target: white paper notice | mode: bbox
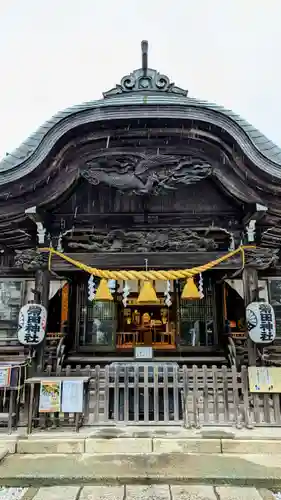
[61,380,84,413]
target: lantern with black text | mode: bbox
[18,303,47,346]
[246,302,276,344]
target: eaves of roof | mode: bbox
[0,93,280,185]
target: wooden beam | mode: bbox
[34,269,50,371]
[49,251,244,271]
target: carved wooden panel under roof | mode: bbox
[52,176,243,253]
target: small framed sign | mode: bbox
[39,381,61,413]
[248,366,281,393]
[61,380,84,413]
[134,346,153,360]
[0,367,11,388]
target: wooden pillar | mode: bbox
[174,280,181,347]
[60,283,69,334]
[35,269,50,371]
[243,266,259,366]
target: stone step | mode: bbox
[0,452,281,489]
[13,436,281,455]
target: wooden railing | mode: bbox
[94,363,182,424]
[14,363,281,430]
[45,332,66,371]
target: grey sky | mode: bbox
[0,0,280,160]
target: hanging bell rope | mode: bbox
[41,245,254,281]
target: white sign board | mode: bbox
[61,380,84,413]
[248,366,281,393]
[246,301,276,344]
[18,303,47,346]
[0,367,11,388]
[134,346,153,360]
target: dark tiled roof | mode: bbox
[0,92,281,185]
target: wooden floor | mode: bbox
[117,343,177,350]
[66,354,227,364]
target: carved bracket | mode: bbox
[230,247,279,270]
[14,248,48,270]
[25,206,48,245]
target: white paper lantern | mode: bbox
[246,301,276,344]
[18,303,47,346]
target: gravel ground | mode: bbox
[0,485,274,500]
[0,489,26,500]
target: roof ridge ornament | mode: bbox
[103,40,188,98]
[141,40,148,74]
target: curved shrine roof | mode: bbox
[1,42,280,185]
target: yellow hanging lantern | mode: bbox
[137,280,160,304]
[181,278,201,300]
[94,279,113,301]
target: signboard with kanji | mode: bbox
[134,346,153,359]
[17,303,47,346]
[246,301,276,344]
[248,367,281,393]
[0,367,11,388]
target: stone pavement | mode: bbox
[2,452,281,488]
[0,484,276,499]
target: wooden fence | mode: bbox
[24,363,281,430]
[92,363,183,425]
